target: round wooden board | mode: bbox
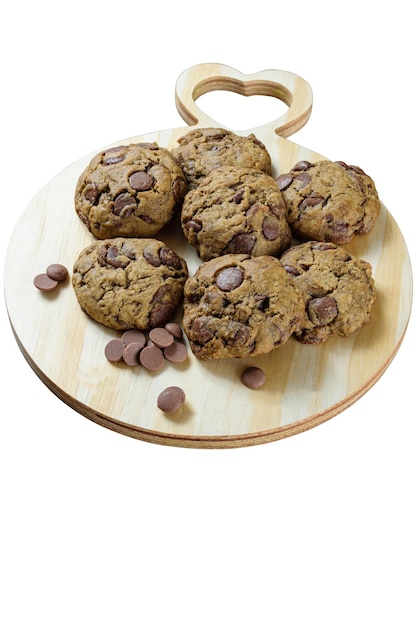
[4,64,413,448]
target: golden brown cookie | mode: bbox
[280,241,376,344]
[182,254,305,360]
[172,127,272,189]
[181,166,292,261]
[276,160,380,244]
[74,143,188,239]
[72,238,188,330]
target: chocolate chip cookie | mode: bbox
[172,127,272,189]
[75,143,188,239]
[182,254,305,360]
[280,241,376,344]
[181,166,292,261]
[276,160,380,244]
[72,238,188,330]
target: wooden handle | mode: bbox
[175,63,313,137]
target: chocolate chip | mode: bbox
[173,178,188,204]
[143,248,161,267]
[232,190,244,204]
[229,233,256,254]
[139,345,164,371]
[129,171,153,191]
[106,245,129,268]
[165,322,183,339]
[299,193,324,209]
[227,324,251,347]
[122,342,143,366]
[311,242,335,251]
[292,160,312,171]
[138,214,154,224]
[121,329,146,347]
[283,265,301,276]
[84,184,99,204]
[241,366,266,389]
[33,273,58,291]
[184,219,202,232]
[295,172,311,188]
[216,267,244,291]
[150,302,176,328]
[46,263,68,281]
[149,327,174,348]
[307,296,338,326]
[136,142,158,150]
[262,215,280,241]
[164,341,188,363]
[157,386,186,412]
[276,173,293,191]
[255,294,270,310]
[104,338,125,362]
[191,317,215,343]
[102,147,125,165]
[113,192,137,216]
[159,246,181,269]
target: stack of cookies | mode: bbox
[72,127,380,361]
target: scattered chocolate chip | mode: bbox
[121,329,146,347]
[164,341,188,363]
[241,366,266,389]
[165,322,183,339]
[104,338,125,362]
[46,263,68,282]
[139,345,165,371]
[216,267,244,291]
[33,273,58,291]
[122,342,143,366]
[157,386,186,413]
[129,171,153,191]
[149,327,174,348]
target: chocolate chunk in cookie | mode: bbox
[280,241,376,344]
[172,127,272,189]
[276,160,380,245]
[181,166,292,261]
[72,238,188,331]
[182,254,305,360]
[75,143,188,239]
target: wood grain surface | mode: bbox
[4,63,413,448]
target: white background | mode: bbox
[1,2,416,624]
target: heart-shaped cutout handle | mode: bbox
[175,63,313,138]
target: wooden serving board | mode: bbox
[4,63,413,448]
